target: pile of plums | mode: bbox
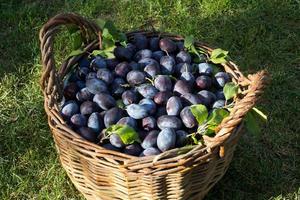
[61,34,231,157]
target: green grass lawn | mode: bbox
[0,0,299,199]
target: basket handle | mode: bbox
[39,13,100,96]
[203,70,268,151]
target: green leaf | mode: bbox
[252,107,267,122]
[207,108,229,126]
[184,35,194,49]
[223,82,239,100]
[191,134,199,145]
[68,49,84,58]
[106,124,141,144]
[190,104,208,125]
[102,28,114,40]
[245,110,262,136]
[210,48,229,64]
[67,24,80,34]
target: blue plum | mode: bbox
[198,90,216,107]
[117,117,137,129]
[104,107,124,128]
[141,147,161,156]
[149,37,159,51]
[166,96,183,116]
[176,51,192,63]
[80,101,100,115]
[114,46,133,61]
[78,127,98,143]
[115,62,131,78]
[196,75,212,90]
[110,78,126,96]
[102,143,120,151]
[123,143,143,156]
[126,70,145,85]
[63,82,79,100]
[61,101,79,119]
[122,90,138,105]
[126,104,149,119]
[109,133,125,148]
[157,115,182,130]
[96,68,114,85]
[91,56,107,70]
[180,106,197,128]
[157,128,176,152]
[93,93,116,110]
[70,114,87,128]
[141,130,159,149]
[88,112,104,133]
[142,116,157,131]
[152,50,165,62]
[144,63,160,78]
[154,91,172,105]
[86,78,107,94]
[138,58,159,68]
[139,98,157,115]
[86,72,97,80]
[76,87,93,102]
[132,33,148,50]
[181,93,202,106]
[159,38,177,53]
[77,67,89,80]
[154,75,172,92]
[134,49,152,61]
[215,90,225,100]
[198,63,213,75]
[215,72,230,88]
[180,72,195,87]
[137,84,158,99]
[173,80,191,95]
[160,56,175,74]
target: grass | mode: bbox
[0,0,299,199]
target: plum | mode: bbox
[157,115,182,130]
[111,78,126,96]
[215,90,225,100]
[114,46,133,61]
[215,72,230,88]
[157,128,176,152]
[139,98,156,115]
[176,51,192,63]
[122,90,138,105]
[86,72,97,80]
[126,104,149,119]
[141,130,159,149]
[77,67,89,80]
[123,143,143,156]
[104,107,124,128]
[176,41,184,51]
[91,56,107,70]
[126,70,145,85]
[175,63,193,75]
[181,93,202,106]
[154,75,172,92]
[152,50,165,62]
[117,117,137,129]
[141,147,161,156]
[78,57,90,68]
[110,133,125,148]
[134,49,152,61]
[198,63,213,75]
[70,114,87,128]
[159,38,177,53]
[149,37,159,51]
[96,68,114,85]
[137,84,158,99]
[102,143,120,151]
[154,91,172,105]
[88,112,104,133]
[142,117,157,131]
[78,127,98,143]
[93,93,116,110]
[76,87,93,102]
[86,78,107,94]
[144,63,160,78]
[138,58,159,68]
[173,80,191,95]
[180,106,197,128]
[176,130,188,147]
[198,90,216,107]
[160,56,175,74]
[196,75,212,90]
[155,107,167,118]
[166,96,183,116]
[80,101,99,115]
[115,62,131,78]
[61,101,79,119]
[106,58,119,70]
[180,72,195,87]
[212,99,225,108]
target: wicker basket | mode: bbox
[39,13,267,200]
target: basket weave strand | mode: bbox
[39,13,267,200]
